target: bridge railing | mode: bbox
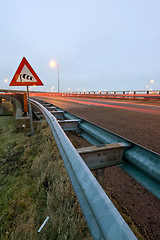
[1,89,160,100]
[29,90,160,99]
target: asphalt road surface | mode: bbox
[35,96,160,154]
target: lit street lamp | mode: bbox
[146,79,154,90]
[49,60,60,93]
[4,78,8,83]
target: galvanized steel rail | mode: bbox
[31,98,160,200]
[63,110,160,200]
[31,98,137,240]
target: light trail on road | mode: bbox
[34,96,160,154]
[55,97,160,115]
[35,96,160,115]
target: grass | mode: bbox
[0,116,91,240]
[1,102,13,116]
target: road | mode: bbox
[35,96,160,154]
[47,97,160,114]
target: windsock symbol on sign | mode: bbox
[20,74,34,82]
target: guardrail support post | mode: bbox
[51,111,64,119]
[95,168,105,187]
[77,143,126,170]
[133,91,136,99]
[58,119,80,131]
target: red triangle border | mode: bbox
[10,57,44,86]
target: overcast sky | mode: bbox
[0,0,160,92]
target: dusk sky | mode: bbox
[1,0,160,92]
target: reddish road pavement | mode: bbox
[34,96,160,154]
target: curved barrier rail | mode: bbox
[58,109,160,200]
[31,98,160,200]
[0,93,23,118]
[31,99,137,240]
[78,120,160,199]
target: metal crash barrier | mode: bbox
[31,99,137,240]
[0,94,24,118]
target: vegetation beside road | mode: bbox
[0,116,90,239]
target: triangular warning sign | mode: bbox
[10,57,43,86]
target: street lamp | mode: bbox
[49,60,60,93]
[4,78,8,83]
[146,79,154,90]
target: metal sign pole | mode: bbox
[58,64,59,93]
[26,86,34,135]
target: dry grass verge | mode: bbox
[0,116,91,240]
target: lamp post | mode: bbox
[146,79,154,91]
[57,63,59,93]
[49,60,60,93]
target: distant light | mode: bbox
[150,79,154,83]
[150,88,153,91]
[4,78,8,83]
[83,89,85,92]
[68,88,70,91]
[49,60,57,68]
[146,85,149,89]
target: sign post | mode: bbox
[10,57,44,135]
[26,85,34,135]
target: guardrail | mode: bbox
[1,89,160,100]
[78,119,160,200]
[36,100,159,200]
[31,98,137,240]
[30,90,160,100]
[0,93,33,131]
[0,93,23,118]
